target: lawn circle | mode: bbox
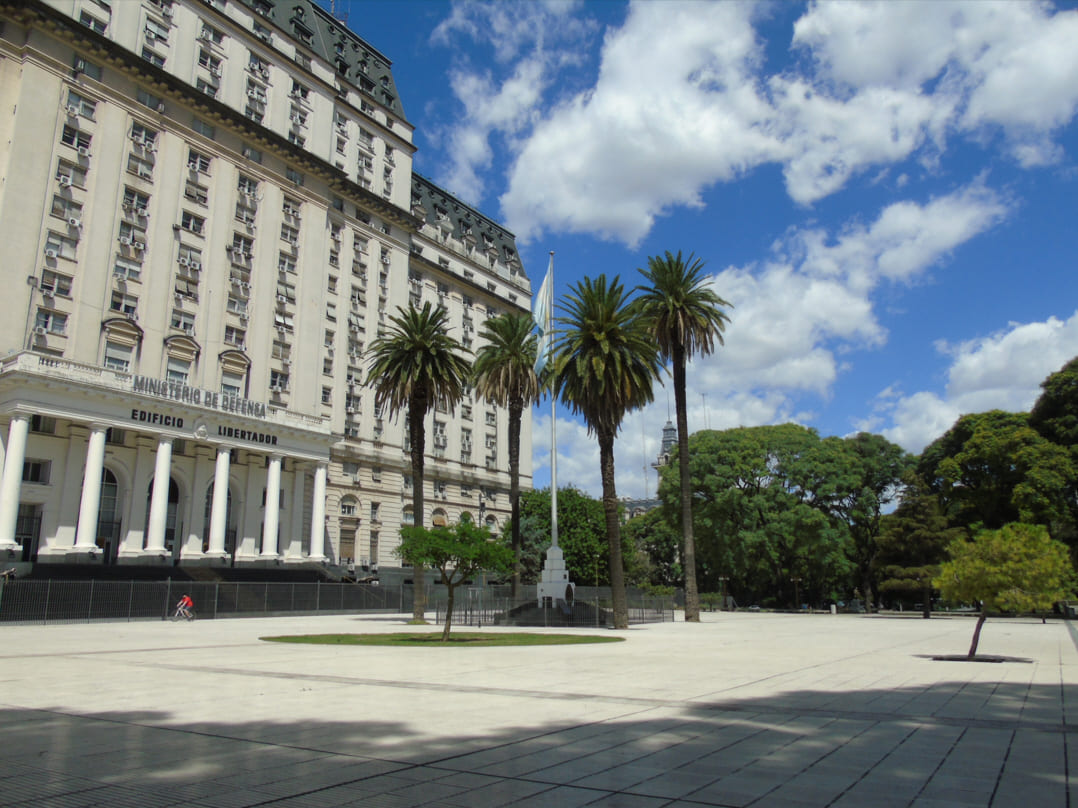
[261,632,625,647]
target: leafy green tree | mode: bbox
[399,514,514,641]
[1030,356,1078,546]
[808,433,912,612]
[1029,356,1078,449]
[919,410,1076,535]
[512,487,625,587]
[623,507,683,588]
[473,313,540,598]
[935,523,1075,657]
[660,425,853,607]
[366,302,471,621]
[553,275,663,628]
[635,250,731,622]
[875,473,963,618]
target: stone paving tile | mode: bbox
[503,785,599,807]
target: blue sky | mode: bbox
[336,0,1078,500]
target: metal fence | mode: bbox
[432,585,676,628]
[0,579,410,624]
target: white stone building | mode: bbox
[0,0,532,578]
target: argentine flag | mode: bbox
[532,253,554,375]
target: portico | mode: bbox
[0,352,333,567]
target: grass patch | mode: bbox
[261,632,625,647]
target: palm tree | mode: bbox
[553,275,663,629]
[473,313,540,598]
[365,302,471,621]
[636,251,731,622]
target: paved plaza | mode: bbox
[1,610,1075,807]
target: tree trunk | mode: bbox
[598,429,628,629]
[861,566,875,614]
[672,344,699,622]
[921,583,931,619]
[967,604,987,658]
[508,398,522,599]
[410,396,427,623]
[442,585,454,642]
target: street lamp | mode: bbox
[791,576,802,612]
[717,576,728,611]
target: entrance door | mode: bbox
[97,469,121,564]
[15,503,41,562]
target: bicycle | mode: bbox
[170,607,196,621]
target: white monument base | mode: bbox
[537,544,575,607]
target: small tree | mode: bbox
[398,514,514,641]
[935,523,1075,658]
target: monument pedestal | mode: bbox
[537,544,575,607]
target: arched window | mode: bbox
[340,495,358,516]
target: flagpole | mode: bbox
[548,252,559,549]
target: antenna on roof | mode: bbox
[328,0,348,25]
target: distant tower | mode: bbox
[652,420,677,471]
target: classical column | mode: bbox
[144,436,173,555]
[308,461,327,561]
[285,464,306,560]
[207,447,231,556]
[0,415,30,548]
[260,454,282,558]
[183,446,215,560]
[74,425,108,550]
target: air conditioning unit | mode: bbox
[271,384,283,393]
[161,5,173,18]
[156,103,165,113]
[145,30,157,42]
[174,293,183,305]
[77,146,90,157]
[199,30,211,41]
[327,347,334,357]
[136,208,149,218]
[67,217,81,228]
[44,248,59,259]
[276,326,287,335]
[239,313,249,322]
[276,295,287,304]
[127,310,139,322]
[42,288,54,299]
[346,406,357,414]
[138,168,153,179]
[178,257,190,267]
[34,326,47,336]
[133,241,145,251]
[184,326,195,336]
[65,104,79,117]
[58,176,73,187]
[190,262,201,272]
[283,358,292,366]
[113,271,126,282]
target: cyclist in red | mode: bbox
[174,593,194,620]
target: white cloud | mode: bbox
[476,0,1077,244]
[873,311,1078,452]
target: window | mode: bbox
[326,302,336,322]
[273,312,294,331]
[369,502,380,522]
[61,125,91,151]
[127,152,155,180]
[170,309,195,332]
[271,340,290,360]
[184,181,208,206]
[166,356,190,384]
[223,325,245,347]
[22,460,51,485]
[114,256,142,282]
[197,49,221,72]
[130,122,158,145]
[79,10,107,33]
[270,369,289,390]
[187,149,211,173]
[51,195,82,221]
[44,231,78,260]
[118,221,146,246]
[232,234,254,256]
[278,253,297,274]
[35,308,68,335]
[340,497,357,516]
[122,187,150,213]
[142,48,166,68]
[322,357,333,375]
[242,144,262,163]
[200,24,224,46]
[56,159,87,188]
[66,90,97,119]
[285,168,303,186]
[221,371,245,396]
[291,80,310,101]
[110,291,138,317]
[180,211,204,235]
[287,130,306,148]
[136,88,164,111]
[280,223,299,244]
[103,341,132,371]
[106,427,127,446]
[277,279,296,302]
[30,415,57,434]
[321,386,332,405]
[195,78,217,98]
[144,18,169,44]
[177,244,202,268]
[41,270,73,297]
[237,174,259,195]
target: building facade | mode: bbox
[0,0,532,578]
